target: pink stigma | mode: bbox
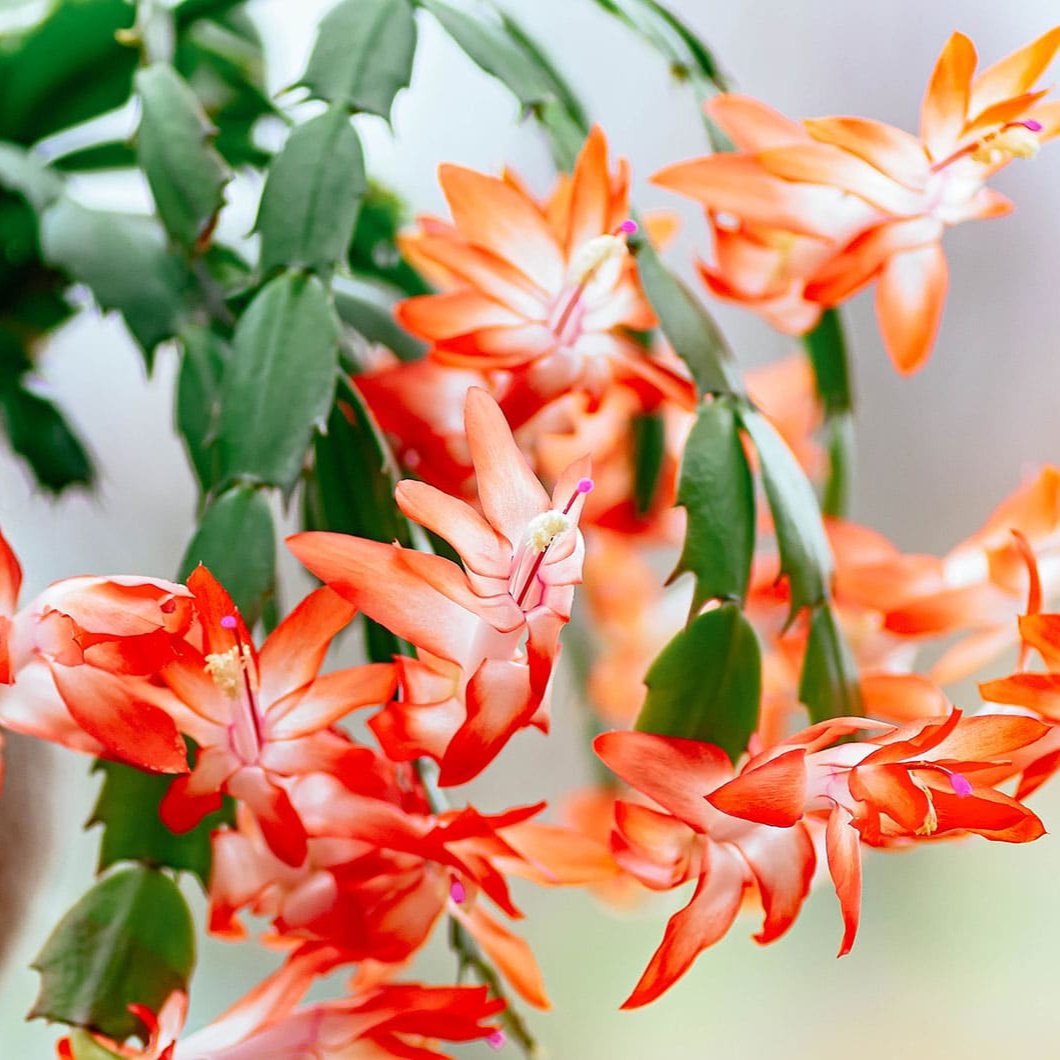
[1020,119,1044,132]
[450,879,466,904]
[160,598,177,614]
[949,773,973,797]
[487,1030,506,1050]
[220,615,238,630]
[619,219,638,235]
[577,477,595,494]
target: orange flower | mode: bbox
[594,731,816,1007]
[290,389,591,786]
[155,566,396,867]
[654,29,1060,372]
[208,770,614,1009]
[709,710,1046,953]
[0,527,194,774]
[60,946,505,1059]
[597,709,1045,1005]
[397,127,692,408]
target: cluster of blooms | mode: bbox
[4,25,1060,1055]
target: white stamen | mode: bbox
[525,509,573,554]
[566,234,628,286]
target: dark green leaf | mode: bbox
[0,142,64,212]
[40,198,191,357]
[50,140,137,173]
[0,0,137,145]
[300,0,417,117]
[135,64,232,249]
[799,603,862,723]
[802,307,853,415]
[631,411,665,517]
[179,484,276,624]
[802,308,855,518]
[634,236,741,395]
[218,271,339,491]
[0,381,94,493]
[89,759,233,890]
[256,104,366,275]
[347,182,431,297]
[30,866,195,1042]
[309,376,413,662]
[312,376,411,548]
[636,603,761,763]
[669,397,754,613]
[738,407,833,620]
[177,325,227,490]
[821,409,855,519]
[334,285,426,361]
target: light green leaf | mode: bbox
[634,237,740,395]
[738,406,833,620]
[799,603,862,722]
[218,271,339,491]
[300,0,417,117]
[135,63,232,249]
[636,603,761,763]
[30,866,195,1042]
[334,286,426,362]
[63,1030,123,1060]
[669,397,754,613]
[39,198,191,357]
[256,104,366,275]
[179,484,276,624]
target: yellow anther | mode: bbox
[971,126,1040,165]
[204,645,252,698]
[910,774,939,836]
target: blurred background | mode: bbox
[2,0,1060,1056]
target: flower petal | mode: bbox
[621,843,746,1008]
[875,242,949,374]
[920,31,978,159]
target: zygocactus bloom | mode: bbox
[290,388,591,786]
[0,528,194,774]
[157,567,396,866]
[397,127,692,408]
[59,947,504,1060]
[596,709,1045,1004]
[654,28,1060,373]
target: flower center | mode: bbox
[549,220,637,348]
[512,478,594,607]
[205,614,263,762]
